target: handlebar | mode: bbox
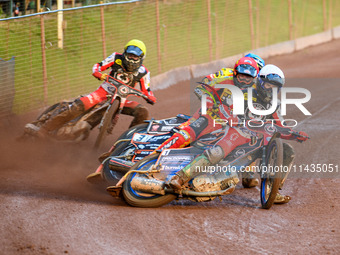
[289,130,310,140]
[196,82,223,105]
[106,76,148,100]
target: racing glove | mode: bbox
[296,131,309,142]
[146,95,157,105]
[100,73,108,81]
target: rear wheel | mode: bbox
[260,138,283,209]
[122,153,176,208]
[36,102,63,121]
[94,100,119,149]
[19,102,67,142]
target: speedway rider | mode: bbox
[25,39,157,136]
[195,53,265,188]
[155,57,309,204]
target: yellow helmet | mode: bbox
[124,39,146,58]
[122,39,146,72]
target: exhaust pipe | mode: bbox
[130,176,166,195]
[130,176,236,197]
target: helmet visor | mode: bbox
[126,45,144,57]
[236,64,258,78]
[260,73,285,87]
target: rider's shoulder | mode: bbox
[215,67,233,78]
[220,67,234,74]
[137,65,149,75]
[108,52,120,60]
[102,52,124,66]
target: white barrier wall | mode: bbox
[152,25,340,91]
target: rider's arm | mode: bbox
[92,53,117,80]
[195,68,234,99]
[139,70,157,104]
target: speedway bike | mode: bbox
[20,76,149,149]
[86,113,191,183]
[105,121,308,209]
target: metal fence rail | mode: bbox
[0,0,339,116]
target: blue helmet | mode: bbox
[245,53,265,70]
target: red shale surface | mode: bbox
[1,39,340,254]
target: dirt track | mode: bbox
[1,39,340,254]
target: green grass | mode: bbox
[0,0,339,114]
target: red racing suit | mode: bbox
[156,70,306,164]
[80,52,156,113]
[156,68,245,160]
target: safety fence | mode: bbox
[0,0,130,18]
[0,0,340,116]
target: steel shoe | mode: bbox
[274,192,291,204]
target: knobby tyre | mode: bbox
[94,100,119,149]
[122,153,176,208]
[36,102,61,120]
[261,138,283,209]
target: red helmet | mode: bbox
[233,57,259,88]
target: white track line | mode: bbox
[296,97,340,127]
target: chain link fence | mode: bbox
[0,0,340,116]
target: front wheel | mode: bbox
[122,153,176,208]
[260,138,283,209]
[94,100,119,149]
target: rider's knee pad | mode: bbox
[204,145,224,165]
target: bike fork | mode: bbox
[260,147,266,178]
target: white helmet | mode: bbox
[257,64,285,103]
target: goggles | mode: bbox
[236,64,258,78]
[260,73,284,87]
[125,53,140,62]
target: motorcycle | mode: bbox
[87,82,222,183]
[104,121,309,209]
[86,113,191,184]
[20,76,150,149]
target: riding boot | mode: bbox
[242,161,259,188]
[274,192,291,204]
[168,154,211,192]
[42,99,85,132]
